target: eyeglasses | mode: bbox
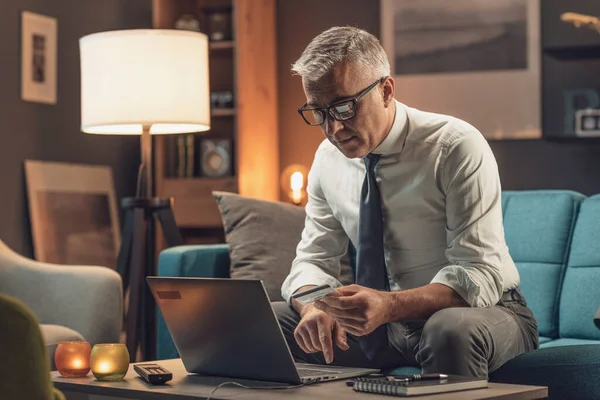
[298,77,385,126]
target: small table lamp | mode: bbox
[79,29,211,361]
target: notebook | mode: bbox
[352,375,488,397]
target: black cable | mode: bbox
[205,380,308,400]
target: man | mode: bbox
[274,26,539,378]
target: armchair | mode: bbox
[0,240,123,369]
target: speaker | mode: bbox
[199,139,232,178]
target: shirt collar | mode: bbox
[372,99,408,156]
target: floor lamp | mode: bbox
[79,29,211,361]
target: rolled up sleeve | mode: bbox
[281,150,349,304]
[430,131,508,308]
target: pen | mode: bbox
[387,373,449,382]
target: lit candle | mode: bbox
[97,361,112,373]
[290,171,304,205]
[55,342,91,378]
[281,164,309,206]
[90,344,130,381]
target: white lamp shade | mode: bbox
[79,29,210,135]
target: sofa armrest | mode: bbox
[157,244,231,278]
[156,244,230,360]
[0,241,122,347]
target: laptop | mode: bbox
[147,277,379,384]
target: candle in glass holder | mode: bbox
[55,341,92,377]
[90,344,130,381]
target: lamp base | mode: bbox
[116,196,183,362]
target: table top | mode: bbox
[51,359,548,400]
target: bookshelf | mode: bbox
[152,0,279,245]
[209,40,235,50]
[211,108,236,117]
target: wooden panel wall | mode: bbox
[236,0,279,201]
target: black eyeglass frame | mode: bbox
[298,77,386,126]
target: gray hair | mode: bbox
[291,26,390,82]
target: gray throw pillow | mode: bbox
[212,191,355,302]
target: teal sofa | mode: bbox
[156,190,600,399]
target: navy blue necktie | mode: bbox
[356,153,389,360]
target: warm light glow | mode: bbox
[79,29,211,135]
[55,341,91,378]
[290,171,304,190]
[290,172,304,204]
[291,190,302,204]
[90,343,130,381]
[281,164,309,206]
[97,361,112,373]
[82,123,211,135]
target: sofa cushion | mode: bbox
[490,344,600,400]
[540,338,600,348]
[501,190,584,338]
[559,194,600,340]
[158,244,231,279]
[40,324,85,370]
[538,336,553,345]
[213,192,354,302]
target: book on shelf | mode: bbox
[164,134,234,179]
[165,134,198,178]
[185,134,194,178]
[352,375,488,397]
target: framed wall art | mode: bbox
[25,160,120,269]
[380,0,541,140]
[21,11,57,104]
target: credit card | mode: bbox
[291,284,338,305]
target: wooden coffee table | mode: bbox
[52,359,548,400]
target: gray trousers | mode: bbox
[273,288,539,377]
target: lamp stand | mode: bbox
[141,125,153,198]
[116,126,183,362]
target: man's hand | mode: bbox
[293,303,350,364]
[314,284,394,337]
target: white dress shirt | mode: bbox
[281,100,520,309]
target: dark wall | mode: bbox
[542,0,600,138]
[277,0,600,199]
[0,0,152,256]
[491,139,600,194]
[276,0,381,195]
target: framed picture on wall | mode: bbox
[380,0,541,140]
[24,160,120,269]
[21,11,57,104]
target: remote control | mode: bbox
[134,363,173,385]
